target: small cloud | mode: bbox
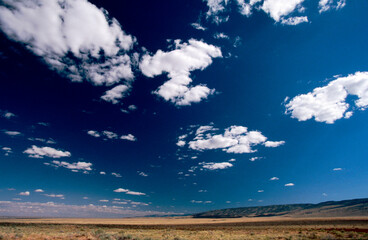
[285,183,295,187]
[322,193,328,197]
[226,201,231,203]
[101,84,130,104]
[191,22,206,31]
[100,171,106,175]
[103,131,118,139]
[249,157,261,162]
[111,172,122,178]
[258,190,264,193]
[19,191,30,196]
[34,189,44,193]
[128,105,137,111]
[2,111,16,119]
[333,168,343,171]
[114,188,146,196]
[137,171,148,177]
[2,147,12,155]
[99,200,109,202]
[120,134,137,141]
[213,32,229,39]
[176,140,186,147]
[12,198,21,201]
[3,130,22,136]
[228,158,236,162]
[190,200,202,204]
[264,141,285,148]
[83,197,89,200]
[7,188,16,191]
[44,194,64,198]
[24,145,71,159]
[48,160,92,172]
[87,130,100,138]
[270,177,279,181]
[198,190,208,193]
[37,122,50,127]
[199,162,233,170]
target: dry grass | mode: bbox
[0,217,367,239]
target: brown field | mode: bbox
[0,216,367,239]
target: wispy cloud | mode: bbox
[114,188,146,196]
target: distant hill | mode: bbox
[193,198,368,218]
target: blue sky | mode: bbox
[0,0,368,217]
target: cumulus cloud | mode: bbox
[236,0,262,17]
[203,0,230,24]
[2,147,12,156]
[120,134,137,141]
[100,171,106,175]
[270,177,279,180]
[285,183,295,186]
[281,16,308,25]
[87,130,100,138]
[19,191,30,196]
[24,145,71,158]
[187,125,284,154]
[1,110,16,119]
[34,189,44,193]
[140,39,222,106]
[101,84,130,104]
[261,0,305,22]
[48,160,92,172]
[318,0,346,13]
[333,167,343,171]
[0,0,135,88]
[285,72,368,124]
[114,188,146,196]
[0,201,178,218]
[199,161,233,170]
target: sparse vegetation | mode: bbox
[0,217,367,239]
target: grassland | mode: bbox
[0,217,367,239]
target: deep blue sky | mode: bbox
[0,0,367,217]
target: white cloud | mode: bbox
[236,0,262,17]
[188,125,284,154]
[140,39,222,106]
[103,131,118,139]
[44,194,64,198]
[213,32,230,39]
[24,145,71,158]
[285,183,295,186]
[333,167,343,171]
[261,0,305,22]
[228,158,236,162]
[19,191,30,196]
[280,16,308,25]
[87,130,100,138]
[3,130,21,136]
[264,140,285,147]
[111,172,122,178]
[318,0,346,13]
[199,161,233,170]
[100,171,106,175]
[1,110,16,119]
[258,190,264,192]
[0,0,135,87]
[191,22,207,31]
[0,201,179,218]
[120,134,137,141]
[285,72,368,124]
[101,84,130,104]
[83,197,89,199]
[204,0,230,24]
[128,105,137,111]
[176,140,186,147]
[114,188,146,196]
[249,157,261,161]
[49,160,92,172]
[270,177,279,180]
[34,189,44,193]
[322,192,328,196]
[137,171,148,177]
[2,147,12,155]
[99,200,109,202]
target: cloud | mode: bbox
[111,172,122,178]
[280,16,308,25]
[137,171,148,177]
[203,0,230,24]
[48,160,92,172]
[1,110,16,119]
[3,130,22,136]
[333,167,343,171]
[87,130,100,138]
[140,39,222,106]
[176,140,186,147]
[100,171,106,175]
[19,191,30,196]
[44,194,64,199]
[28,137,57,144]
[99,199,109,202]
[101,84,130,104]
[103,131,118,139]
[24,145,71,158]
[285,72,368,124]
[261,0,305,22]
[0,0,135,87]
[199,161,233,170]
[236,0,262,17]
[213,32,230,39]
[249,157,261,161]
[2,147,12,155]
[120,134,137,141]
[188,125,284,154]
[191,22,207,31]
[318,0,346,13]
[0,201,179,218]
[114,188,146,196]
[285,183,295,186]
[270,177,279,180]
[258,190,264,192]
[34,189,44,193]
[128,105,137,111]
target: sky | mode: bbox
[0,0,367,218]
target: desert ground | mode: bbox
[0,216,367,239]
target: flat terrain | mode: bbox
[0,217,367,239]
